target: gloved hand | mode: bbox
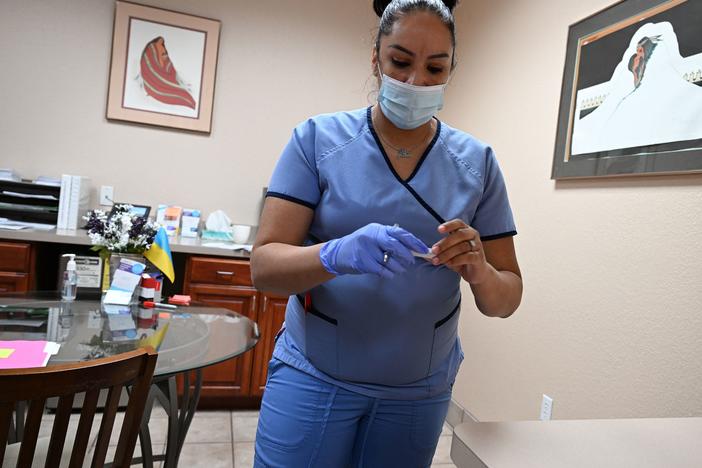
[319,223,429,279]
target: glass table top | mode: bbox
[0,292,259,378]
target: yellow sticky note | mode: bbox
[0,348,14,359]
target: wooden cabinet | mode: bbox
[0,241,34,293]
[181,256,287,407]
[187,284,258,400]
[250,293,287,397]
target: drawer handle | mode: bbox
[216,271,234,276]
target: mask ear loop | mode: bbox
[376,62,385,81]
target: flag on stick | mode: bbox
[144,227,175,282]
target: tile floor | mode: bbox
[38,409,458,467]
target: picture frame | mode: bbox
[108,203,151,221]
[551,0,702,179]
[106,1,221,133]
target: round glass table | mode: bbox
[0,291,259,467]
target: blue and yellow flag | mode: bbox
[144,227,175,282]
[139,322,169,351]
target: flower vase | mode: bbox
[103,253,150,294]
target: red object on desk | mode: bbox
[168,295,191,305]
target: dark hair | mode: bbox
[373,0,458,67]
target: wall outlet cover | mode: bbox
[99,186,114,206]
[540,394,553,420]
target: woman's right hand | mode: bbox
[319,223,429,279]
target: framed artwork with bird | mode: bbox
[106,1,221,133]
[552,0,702,179]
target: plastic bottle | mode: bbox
[61,254,78,301]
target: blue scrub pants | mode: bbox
[254,358,451,468]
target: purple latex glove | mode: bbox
[319,223,429,279]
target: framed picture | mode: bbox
[108,203,151,220]
[552,0,702,179]
[106,1,221,133]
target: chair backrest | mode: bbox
[0,346,157,468]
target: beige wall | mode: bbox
[0,0,377,225]
[3,0,701,423]
[445,0,702,421]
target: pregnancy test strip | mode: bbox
[412,251,435,259]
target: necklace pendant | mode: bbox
[397,148,411,159]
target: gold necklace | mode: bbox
[374,117,433,160]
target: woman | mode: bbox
[251,0,522,466]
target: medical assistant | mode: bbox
[265,106,516,400]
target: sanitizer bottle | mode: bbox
[61,254,78,301]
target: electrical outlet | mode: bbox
[540,394,553,420]
[99,186,114,206]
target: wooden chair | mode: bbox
[0,347,157,468]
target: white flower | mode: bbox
[83,204,159,254]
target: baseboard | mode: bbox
[462,407,478,423]
[446,398,479,429]
[446,399,480,467]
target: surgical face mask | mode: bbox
[377,66,448,130]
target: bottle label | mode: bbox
[139,287,155,300]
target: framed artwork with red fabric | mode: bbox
[107,1,220,133]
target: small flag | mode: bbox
[139,322,169,351]
[144,227,175,282]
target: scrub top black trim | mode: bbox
[366,106,446,225]
[481,230,518,242]
[295,294,338,325]
[266,191,317,210]
[434,302,460,329]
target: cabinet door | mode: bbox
[0,242,32,272]
[0,241,34,292]
[249,293,288,397]
[183,284,258,401]
[0,272,29,293]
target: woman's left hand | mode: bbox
[430,219,489,284]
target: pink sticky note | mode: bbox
[0,341,51,369]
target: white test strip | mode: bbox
[412,251,435,259]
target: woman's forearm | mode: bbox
[251,243,335,296]
[469,265,522,318]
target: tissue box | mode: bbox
[201,230,234,241]
[181,209,200,238]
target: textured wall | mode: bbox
[444,0,702,420]
[0,0,377,225]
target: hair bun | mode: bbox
[442,0,458,13]
[373,0,459,17]
[373,0,392,17]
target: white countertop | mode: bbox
[0,228,253,258]
[451,417,702,468]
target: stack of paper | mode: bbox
[201,241,253,252]
[0,168,21,182]
[33,176,61,187]
[0,219,55,231]
[57,174,90,230]
[0,340,61,369]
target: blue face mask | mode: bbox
[377,67,448,130]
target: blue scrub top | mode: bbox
[266,107,516,400]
